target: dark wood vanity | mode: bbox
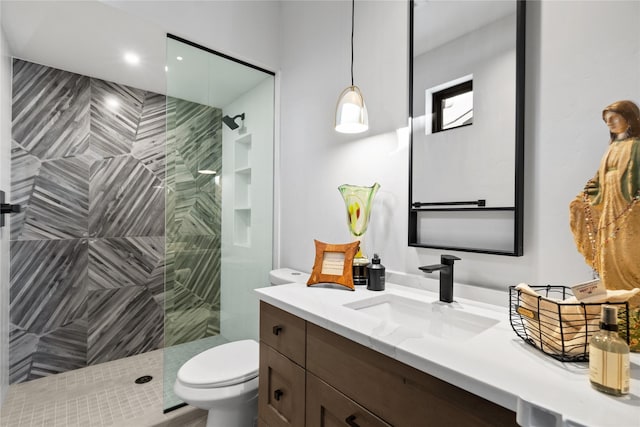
[258,301,517,426]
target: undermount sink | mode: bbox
[344,293,500,341]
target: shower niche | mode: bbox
[233,134,252,247]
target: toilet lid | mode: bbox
[177,340,259,388]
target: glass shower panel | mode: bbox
[164,36,274,411]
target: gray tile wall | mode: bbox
[165,98,222,347]
[9,59,221,383]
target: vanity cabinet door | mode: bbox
[259,343,306,427]
[260,301,306,366]
[306,372,391,427]
[306,323,517,427]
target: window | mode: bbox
[432,80,473,133]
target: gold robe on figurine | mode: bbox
[569,100,640,350]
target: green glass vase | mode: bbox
[338,182,380,262]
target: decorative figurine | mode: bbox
[569,100,640,351]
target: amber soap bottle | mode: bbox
[589,305,630,396]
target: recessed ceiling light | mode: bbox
[124,52,140,65]
[176,56,183,61]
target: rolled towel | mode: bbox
[514,283,581,345]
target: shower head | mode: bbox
[222,113,245,130]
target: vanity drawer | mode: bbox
[260,301,306,366]
[306,322,517,427]
[306,372,391,427]
[259,342,306,427]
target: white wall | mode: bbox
[0,17,12,404]
[278,0,640,291]
[527,0,639,286]
[279,0,410,276]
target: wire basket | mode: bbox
[509,285,630,362]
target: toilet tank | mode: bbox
[269,268,309,286]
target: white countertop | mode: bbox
[255,282,640,427]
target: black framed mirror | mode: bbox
[408,0,525,256]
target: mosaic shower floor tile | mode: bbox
[0,348,207,427]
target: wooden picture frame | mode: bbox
[307,240,360,291]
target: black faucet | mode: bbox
[418,255,461,303]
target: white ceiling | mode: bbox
[2,1,167,94]
[1,0,270,108]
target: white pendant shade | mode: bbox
[335,85,368,134]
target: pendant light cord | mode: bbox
[350,0,355,86]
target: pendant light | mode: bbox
[335,0,368,134]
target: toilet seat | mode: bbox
[177,339,259,388]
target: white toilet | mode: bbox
[174,339,259,427]
[173,268,308,427]
[268,267,310,286]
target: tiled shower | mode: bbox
[9,59,222,384]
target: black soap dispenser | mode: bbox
[367,254,385,291]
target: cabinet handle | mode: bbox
[345,415,360,427]
[272,325,283,335]
[274,389,284,401]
